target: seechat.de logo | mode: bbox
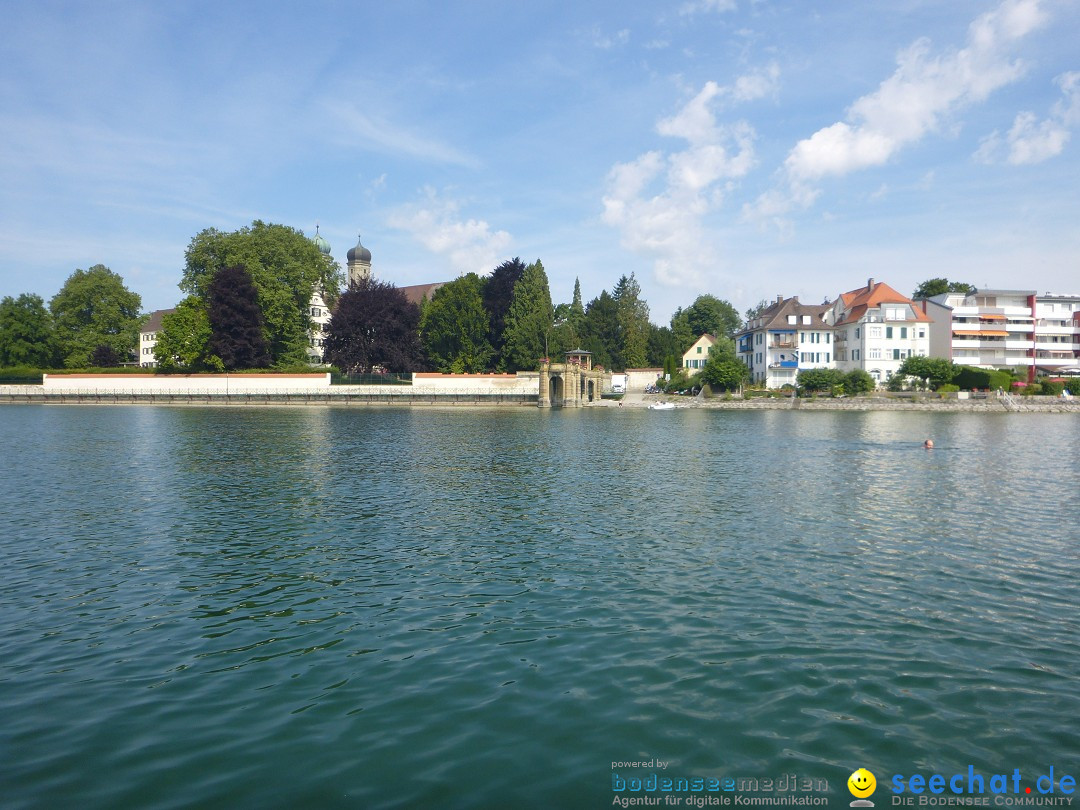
[849,768,877,807]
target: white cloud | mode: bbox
[750,0,1047,219]
[603,83,756,286]
[976,71,1080,165]
[593,28,630,49]
[389,189,512,276]
[332,105,479,168]
[732,62,780,102]
[680,0,737,16]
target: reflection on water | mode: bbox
[1,406,1078,809]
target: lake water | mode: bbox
[2,405,1078,809]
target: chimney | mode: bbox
[792,295,799,304]
[776,294,783,304]
[867,277,875,290]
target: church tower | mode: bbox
[347,235,372,286]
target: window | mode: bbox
[855,328,861,339]
[697,346,703,354]
[802,315,811,325]
[787,315,797,325]
[311,307,322,317]
[826,334,831,344]
[853,349,860,361]
[900,327,908,339]
[869,348,882,360]
[800,332,806,342]
[825,353,830,363]
[893,349,901,360]
[756,333,763,345]
[918,328,926,338]
[870,326,882,338]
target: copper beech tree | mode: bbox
[323,277,426,374]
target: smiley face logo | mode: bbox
[848,768,877,798]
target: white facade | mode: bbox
[827,280,931,384]
[926,289,1080,378]
[137,308,175,368]
[737,296,834,388]
[1034,293,1080,374]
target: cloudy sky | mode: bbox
[2,0,1078,322]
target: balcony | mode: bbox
[769,340,797,349]
[769,360,799,369]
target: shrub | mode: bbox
[936,384,960,393]
[1039,380,1064,396]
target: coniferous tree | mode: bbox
[500,259,553,372]
[581,290,619,370]
[207,265,271,370]
[482,257,526,366]
[324,277,426,374]
[421,273,493,373]
[613,273,650,370]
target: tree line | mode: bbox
[1,219,757,374]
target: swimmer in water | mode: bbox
[923,439,934,449]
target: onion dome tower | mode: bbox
[347,234,372,286]
[312,224,332,257]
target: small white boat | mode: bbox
[649,401,676,410]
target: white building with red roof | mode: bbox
[825,278,932,385]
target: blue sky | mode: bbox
[2,0,1078,323]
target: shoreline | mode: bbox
[1,388,1077,412]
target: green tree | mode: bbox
[700,339,749,391]
[482,257,526,367]
[797,367,846,392]
[613,273,650,369]
[421,273,493,373]
[0,293,56,367]
[324,277,426,374]
[181,221,339,366]
[50,265,142,367]
[897,356,956,389]
[744,298,770,323]
[647,324,681,368]
[581,290,619,370]
[843,369,876,395]
[912,278,975,299]
[501,259,554,372]
[683,294,742,339]
[207,265,271,370]
[669,308,696,356]
[154,297,221,371]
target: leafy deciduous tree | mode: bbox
[324,277,426,374]
[181,221,340,366]
[797,367,846,392]
[843,369,876,395]
[49,265,142,367]
[897,356,957,389]
[154,296,221,371]
[700,339,749,391]
[912,278,975,299]
[207,265,271,370]
[0,293,56,367]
